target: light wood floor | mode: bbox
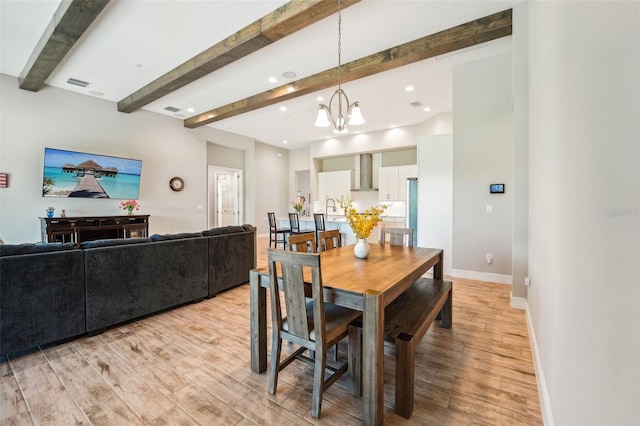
[1,238,542,425]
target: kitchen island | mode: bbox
[280,215,406,245]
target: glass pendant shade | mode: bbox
[314,106,331,127]
[349,103,365,125]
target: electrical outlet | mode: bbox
[524,277,531,287]
[485,253,493,264]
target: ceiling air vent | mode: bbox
[67,78,90,87]
[410,101,423,108]
[164,106,181,113]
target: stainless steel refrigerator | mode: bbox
[405,177,418,246]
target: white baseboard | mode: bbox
[450,268,512,284]
[524,301,554,426]
[510,294,527,310]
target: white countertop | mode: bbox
[296,215,406,223]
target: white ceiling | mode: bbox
[0,0,515,149]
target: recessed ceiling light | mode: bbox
[282,71,297,79]
[287,86,295,93]
[282,140,288,144]
[405,85,414,92]
[187,108,195,113]
[423,106,431,112]
[317,96,324,101]
[208,114,214,119]
[268,76,277,84]
[280,106,287,112]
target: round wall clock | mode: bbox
[169,177,184,192]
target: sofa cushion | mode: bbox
[0,242,78,256]
[150,232,203,241]
[201,226,247,236]
[80,238,151,249]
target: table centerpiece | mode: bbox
[340,199,387,259]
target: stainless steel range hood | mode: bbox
[352,153,378,191]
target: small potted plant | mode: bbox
[119,199,140,215]
[290,196,305,214]
[45,207,55,218]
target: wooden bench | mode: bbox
[384,277,453,418]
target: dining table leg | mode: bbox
[363,290,384,426]
[250,270,267,373]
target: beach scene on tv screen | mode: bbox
[43,148,142,199]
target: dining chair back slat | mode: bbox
[288,232,316,253]
[380,227,414,247]
[319,229,341,251]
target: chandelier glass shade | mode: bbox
[314,0,364,134]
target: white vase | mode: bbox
[354,238,371,259]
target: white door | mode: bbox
[216,171,240,226]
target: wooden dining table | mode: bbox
[249,243,444,425]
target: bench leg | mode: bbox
[395,334,415,418]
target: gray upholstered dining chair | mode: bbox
[318,229,342,251]
[266,249,362,418]
[288,232,316,253]
[380,227,414,247]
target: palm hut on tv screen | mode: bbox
[42,147,142,199]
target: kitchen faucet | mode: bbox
[325,197,337,214]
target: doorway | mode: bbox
[208,166,243,228]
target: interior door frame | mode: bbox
[208,165,243,229]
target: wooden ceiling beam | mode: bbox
[18,0,111,92]
[117,0,361,113]
[184,9,512,129]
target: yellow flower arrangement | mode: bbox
[340,199,387,239]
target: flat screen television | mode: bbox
[42,147,142,199]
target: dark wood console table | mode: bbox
[40,215,150,243]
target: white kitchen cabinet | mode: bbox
[318,170,353,202]
[378,165,417,201]
[318,172,334,201]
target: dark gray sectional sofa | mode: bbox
[0,224,256,355]
[0,242,86,356]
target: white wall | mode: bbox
[417,134,453,273]
[511,2,530,301]
[452,53,514,280]
[527,2,639,424]
[253,142,289,235]
[0,74,210,242]
[0,74,267,242]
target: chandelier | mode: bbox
[314,0,364,134]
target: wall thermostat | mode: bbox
[490,183,505,194]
